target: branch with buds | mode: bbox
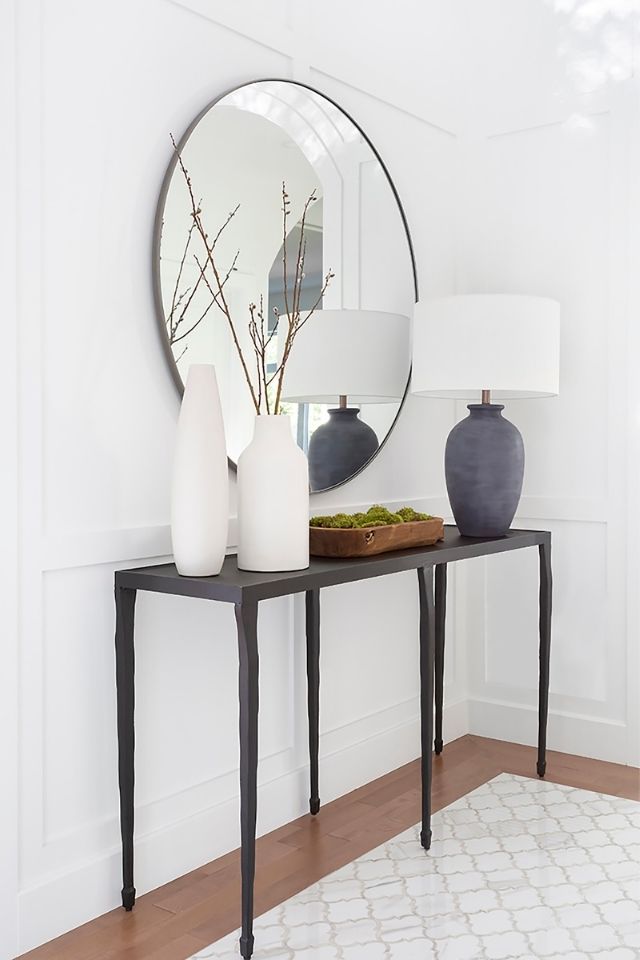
[169,136,334,415]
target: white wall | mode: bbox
[0,0,20,954]
[1,1,459,956]
[2,2,638,957]
[455,31,640,768]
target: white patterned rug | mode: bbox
[190,773,640,960]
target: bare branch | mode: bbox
[211,204,240,250]
[167,218,196,340]
[295,267,335,332]
[280,182,292,329]
[170,254,211,342]
[171,295,217,345]
[171,135,260,413]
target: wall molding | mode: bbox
[516,497,608,523]
[14,0,46,950]
[468,697,630,765]
[309,66,458,138]
[0,0,20,955]
[42,689,426,852]
[168,0,460,136]
[39,494,607,574]
[625,77,640,766]
[40,497,450,571]
[486,104,611,140]
[41,526,172,572]
[167,0,297,58]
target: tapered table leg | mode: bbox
[306,589,321,816]
[537,538,552,778]
[418,565,436,850]
[434,564,447,755]
[115,585,137,911]
[236,601,259,960]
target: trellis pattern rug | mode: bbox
[190,773,640,959]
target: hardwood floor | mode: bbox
[18,735,640,960]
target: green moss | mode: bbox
[358,505,403,527]
[309,513,354,528]
[310,505,433,529]
[397,506,432,523]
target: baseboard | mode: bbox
[437,696,469,750]
[468,697,630,765]
[16,698,466,954]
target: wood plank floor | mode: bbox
[18,735,640,960]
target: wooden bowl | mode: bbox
[309,517,445,558]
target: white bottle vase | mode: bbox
[237,415,309,572]
[171,364,229,576]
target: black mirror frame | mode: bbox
[152,78,418,493]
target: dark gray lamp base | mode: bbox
[445,403,524,538]
[308,407,379,491]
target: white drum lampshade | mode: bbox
[280,309,410,404]
[280,309,410,491]
[412,295,560,399]
[411,295,560,538]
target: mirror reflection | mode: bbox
[155,80,415,491]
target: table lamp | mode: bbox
[280,309,410,490]
[411,294,560,537]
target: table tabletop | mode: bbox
[115,526,550,603]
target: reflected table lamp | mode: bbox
[411,295,560,537]
[281,309,410,491]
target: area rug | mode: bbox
[190,773,640,959]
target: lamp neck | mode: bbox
[481,389,491,405]
[339,395,348,409]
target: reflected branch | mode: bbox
[168,135,334,415]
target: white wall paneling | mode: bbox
[625,76,640,770]
[0,0,20,956]
[459,75,640,766]
[8,0,459,953]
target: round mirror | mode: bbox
[154,80,417,492]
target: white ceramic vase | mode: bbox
[237,415,309,572]
[171,364,229,576]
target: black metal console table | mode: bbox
[114,526,551,960]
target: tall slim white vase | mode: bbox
[171,364,229,576]
[237,415,309,572]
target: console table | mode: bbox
[114,526,551,960]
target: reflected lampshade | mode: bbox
[280,309,410,490]
[281,309,411,404]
